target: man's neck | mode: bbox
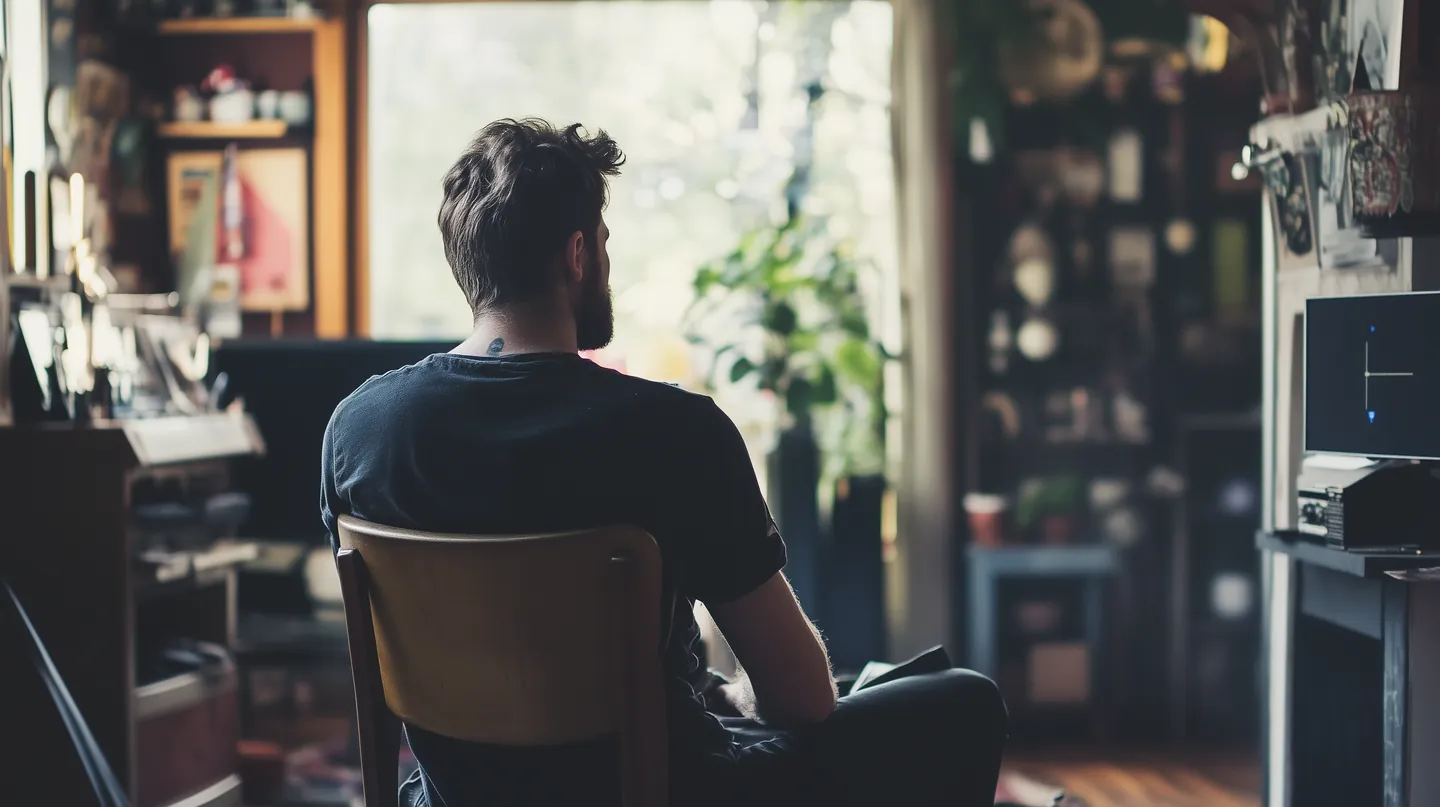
[453,303,578,358]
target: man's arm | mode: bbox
[670,397,834,725]
[706,571,837,726]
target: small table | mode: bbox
[234,611,352,737]
[1258,531,1440,807]
[965,544,1120,713]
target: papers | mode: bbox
[852,661,897,691]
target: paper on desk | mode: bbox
[1385,567,1440,582]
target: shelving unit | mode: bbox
[157,16,321,35]
[0,417,264,807]
[957,62,1264,742]
[1169,416,1262,745]
[143,14,349,338]
[157,120,290,140]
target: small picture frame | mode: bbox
[166,151,224,259]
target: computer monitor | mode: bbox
[1305,292,1440,460]
[211,339,455,542]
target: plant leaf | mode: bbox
[835,338,881,389]
[730,356,756,383]
[765,302,798,336]
[811,364,838,405]
[692,265,721,296]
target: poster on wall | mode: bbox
[166,148,310,312]
[233,148,310,312]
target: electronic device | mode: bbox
[1305,291,1440,460]
[1295,456,1440,550]
[210,339,453,544]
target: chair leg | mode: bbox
[337,549,401,807]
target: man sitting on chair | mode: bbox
[321,118,1006,807]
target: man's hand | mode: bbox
[717,676,758,720]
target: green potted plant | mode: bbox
[685,212,889,605]
[685,213,888,483]
[1014,475,1084,544]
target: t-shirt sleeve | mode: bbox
[671,398,787,604]
[319,418,342,552]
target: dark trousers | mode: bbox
[403,650,1007,807]
[712,651,1008,807]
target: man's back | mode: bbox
[320,350,787,805]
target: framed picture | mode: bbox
[165,148,309,312]
[234,148,309,312]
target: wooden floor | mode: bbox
[1001,750,1261,807]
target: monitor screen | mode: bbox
[211,339,455,542]
[1305,292,1440,460]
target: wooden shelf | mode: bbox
[1256,530,1440,578]
[157,120,290,140]
[156,16,319,35]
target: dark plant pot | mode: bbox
[1041,514,1077,545]
[821,474,888,671]
[768,426,821,609]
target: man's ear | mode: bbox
[565,230,587,283]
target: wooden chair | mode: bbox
[335,516,669,807]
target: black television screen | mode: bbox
[1305,292,1440,460]
[210,339,455,542]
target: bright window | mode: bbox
[366,0,896,458]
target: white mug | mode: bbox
[256,89,280,119]
[278,91,311,126]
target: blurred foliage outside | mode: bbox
[368,0,898,475]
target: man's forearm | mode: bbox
[725,657,837,727]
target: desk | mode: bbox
[1259,532,1440,807]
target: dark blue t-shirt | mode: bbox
[320,351,786,805]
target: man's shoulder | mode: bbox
[325,360,434,435]
[609,374,727,421]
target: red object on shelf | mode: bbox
[201,64,240,95]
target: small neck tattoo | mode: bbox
[486,338,505,356]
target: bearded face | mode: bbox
[575,242,614,352]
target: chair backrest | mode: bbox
[335,516,668,807]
